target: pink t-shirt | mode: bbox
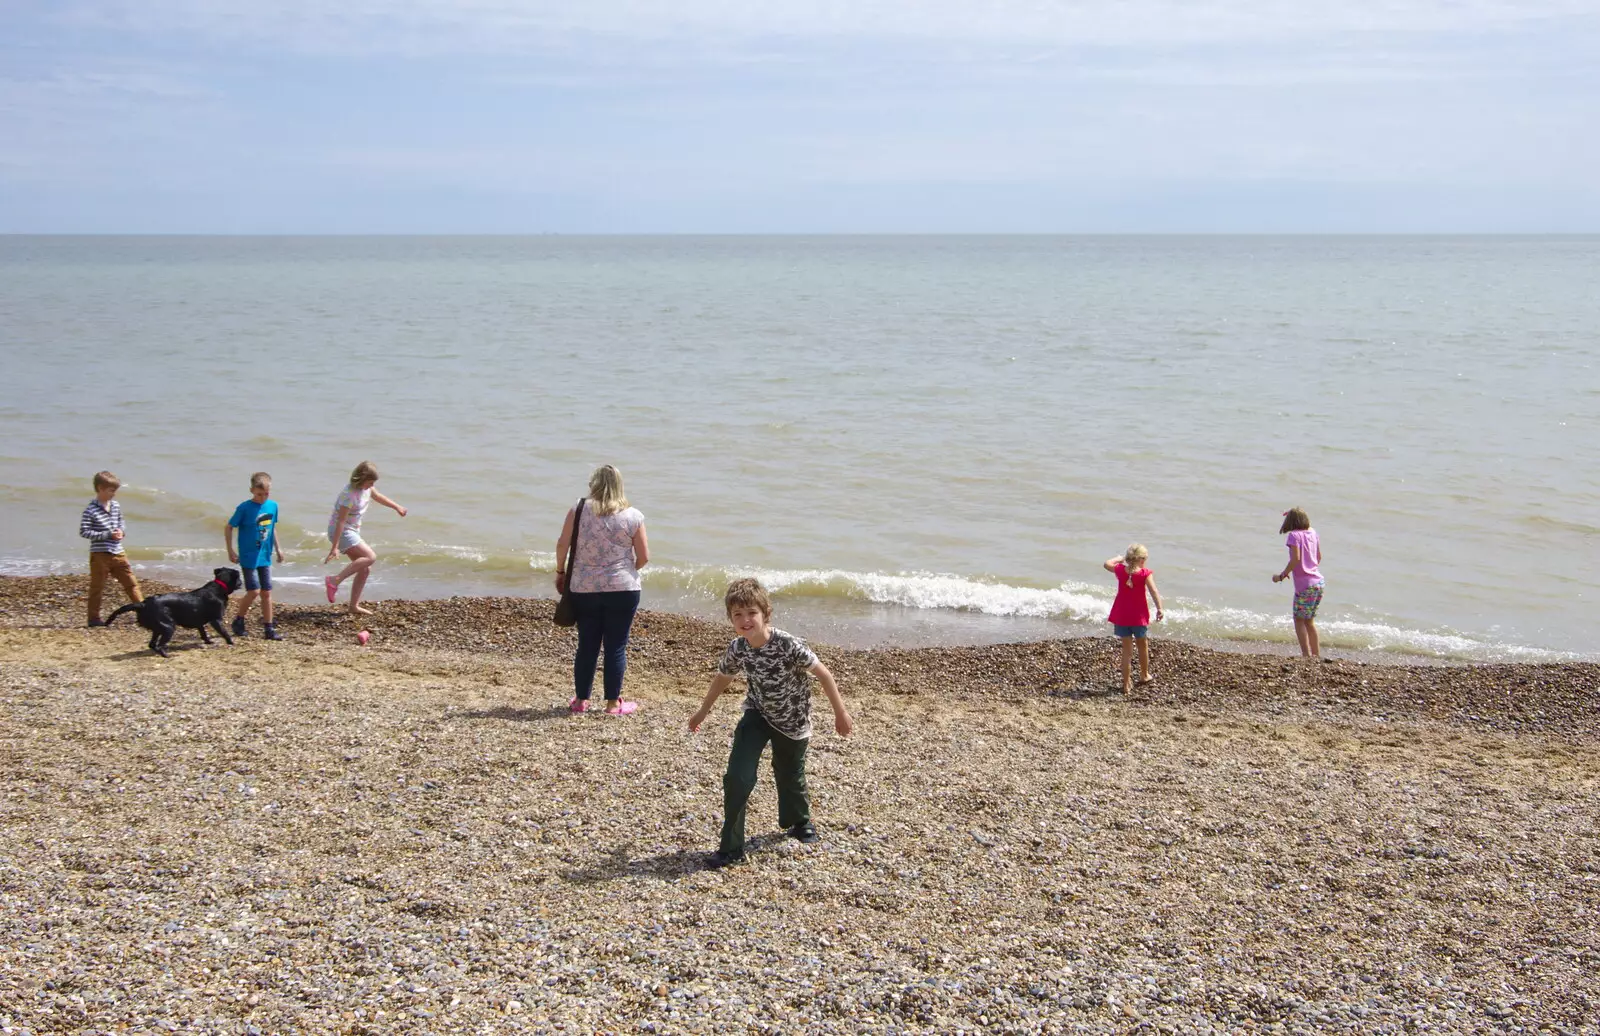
[1107,563,1152,626]
[1285,529,1322,591]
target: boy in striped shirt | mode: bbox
[81,470,143,627]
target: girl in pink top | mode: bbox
[1103,543,1164,693]
[1272,507,1325,659]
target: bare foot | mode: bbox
[1137,675,1156,685]
[349,604,374,616]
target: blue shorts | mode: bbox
[1113,624,1148,639]
[241,566,273,592]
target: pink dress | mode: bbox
[1107,563,1152,627]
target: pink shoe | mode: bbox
[324,575,338,603]
[568,699,589,713]
[604,701,638,716]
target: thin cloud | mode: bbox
[44,0,1600,56]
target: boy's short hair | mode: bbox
[250,471,272,490]
[93,471,121,491]
[724,577,771,618]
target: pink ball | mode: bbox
[356,630,370,646]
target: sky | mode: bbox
[1,0,1597,233]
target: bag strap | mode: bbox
[563,498,584,580]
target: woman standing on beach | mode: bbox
[555,465,649,715]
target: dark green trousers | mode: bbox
[720,709,810,855]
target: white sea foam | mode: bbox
[419,543,489,564]
[161,548,225,561]
[0,556,74,577]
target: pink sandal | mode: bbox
[568,699,589,714]
[324,575,338,603]
[604,701,638,716]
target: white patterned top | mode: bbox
[327,486,372,536]
[570,503,645,593]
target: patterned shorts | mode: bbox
[1293,583,1324,621]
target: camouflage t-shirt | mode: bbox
[718,629,820,740]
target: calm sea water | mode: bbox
[1,236,1595,660]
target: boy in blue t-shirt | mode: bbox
[224,472,285,640]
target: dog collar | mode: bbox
[214,578,230,590]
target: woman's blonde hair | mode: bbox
[1279,507,1311,534]
[349,461,379,487]
[587,464,629,516]
[1123,543,1149,572]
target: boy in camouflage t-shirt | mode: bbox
[689,578,854,868]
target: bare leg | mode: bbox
[1119,636,1133,692]
[1294,617,1313,657]
[235,589,259,621]
[1136,638,1152,683]
[333,543,376,587]
[261,590,273,625]
[348,564,374,615]
[1305,618,1320,658]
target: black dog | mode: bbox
[106,567,242,657]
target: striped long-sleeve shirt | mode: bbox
[79,499,126,555]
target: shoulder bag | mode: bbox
[552,498,585,627]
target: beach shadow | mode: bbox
[562,834,789,884]
[446,705,573,724]
[1047,680,1124,701]
[108,641,214,661]
[561,845,707,885]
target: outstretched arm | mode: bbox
[371,490,407,517]
[689,674,736,732]
[810,661,854,737]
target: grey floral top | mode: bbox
[570,503,645,593]
[718,629,820,740]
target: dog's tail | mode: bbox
[104,602,142,626]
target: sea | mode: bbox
[1,235,1595,662]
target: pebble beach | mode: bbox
[2,575,1597,1035]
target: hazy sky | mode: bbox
[3,0,1597,232]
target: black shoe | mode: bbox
[262,624,284,641]
[231,616,247,637]
[87,619,106,628]
[788,822,820,844]
[705,849,746,870]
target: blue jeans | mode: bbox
[571,589,641,701]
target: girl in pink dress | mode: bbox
[1103,543,1165,693]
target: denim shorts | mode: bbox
[241,566,273,592]
[1113,624,1148,639]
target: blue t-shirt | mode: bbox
[230,499,280,569]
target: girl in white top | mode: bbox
[554,465,650,714]
[323,460,407,616]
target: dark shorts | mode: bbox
[1114,624,1148,639]
[241,566,273,592]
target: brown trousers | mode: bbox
[88,551,142,621]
